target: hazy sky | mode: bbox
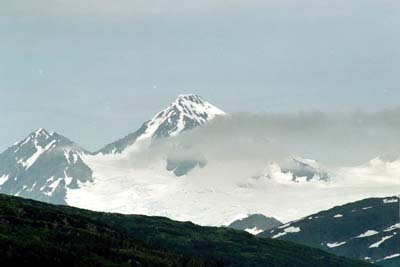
[1,0,399,151]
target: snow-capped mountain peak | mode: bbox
[14,128,83,162]
[18,128,51,147]
[98,94,225,154]
[33,127,50,137]
[14,128,57,166]
[0,129,93,204]
[138,94,225,141]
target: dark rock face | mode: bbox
[166,159,206,177]
[228,214,282,233]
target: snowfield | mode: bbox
[67,150,400,226]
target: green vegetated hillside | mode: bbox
[0,194,376,267]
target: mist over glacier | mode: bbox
[124,108,400,173]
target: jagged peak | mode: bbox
[174,94,204,104]
[176,93,200,99]
[139,94,225,140]
[32,128,51,137]
[156,94,225,121]
[11,128,83,152]
[172,94,223,109]
[13,128,52,148]
[97,94,225,154]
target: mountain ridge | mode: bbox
[258,196,400,267]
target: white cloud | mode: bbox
[128,109,400,171]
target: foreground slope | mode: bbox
[0,194,375,267]
[259,196,400,267]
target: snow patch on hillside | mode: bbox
[357,230,379,238]
[245,227,264,235]
[383,198,398,204]
[327,241,346,248]
[369,235,394,248]
[272,226,301,238]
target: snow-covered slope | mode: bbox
[98,94,225,154]
[0,128,93,204]
[259,196,400,267]
[66,152,400,226]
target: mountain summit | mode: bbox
[99,94,225,154]
[0,128,93,204]
[139,94,225,140]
